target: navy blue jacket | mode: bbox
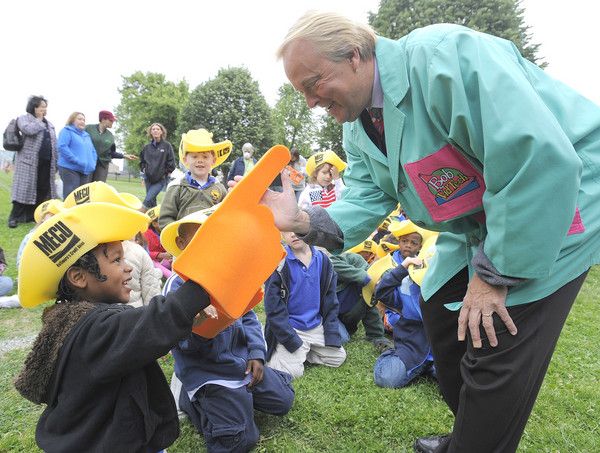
[374,259,433,376]
[166,276,266,393]
[263,250,341,361]
[227,156,256,181]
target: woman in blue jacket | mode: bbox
[57,112,97,199]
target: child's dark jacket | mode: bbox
[263,249,341,361]
[15,280,207,453]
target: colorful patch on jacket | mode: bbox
[404,144,486,222]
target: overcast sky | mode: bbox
[1,0,598,145]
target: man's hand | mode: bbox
[228,169,310,234]
[457,273,517,348]
[245,359,264,388]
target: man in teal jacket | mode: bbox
[261,11,600,453]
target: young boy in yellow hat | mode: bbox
[14,202,212,452]
[158,128,231,229]
[371,220,436,388]
[160,208,295,452]
[298,150,347,210]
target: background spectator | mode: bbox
[8,95,58,228]
[139,122,175,210]
[227,142,257,181]
[57,112,97,199]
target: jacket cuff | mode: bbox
[281,333,303,353]
[297,206,344,251]
[472,242,527,287]
[248,349,266,363]
[170,279,211,319]
[324,330,342,348]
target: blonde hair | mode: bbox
[277,11,376,62]
[66,112,85,126]
[308,162,332,185]
[147,122,168,140]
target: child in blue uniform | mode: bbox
[372,228,434,388]
[164,213,295,452]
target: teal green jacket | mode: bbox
[328,25,600,306]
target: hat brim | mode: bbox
[179,140,232,169]
[63,182,142,211]
[18,203,150,308]
[362,253,397,306]
[408,235,438,286]
[34,199,65,224]
[160,207,216,257]
[305,150,347,176]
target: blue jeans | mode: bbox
[143,177,166,209]
[59,167,92,199]
[0,276,13,296]
[373,350,431,389]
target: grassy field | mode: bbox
[0,172,598,452]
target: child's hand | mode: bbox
[203,305,218,319]
[245,359,264,388]
[330,166,340,180]
[401,256,423,269]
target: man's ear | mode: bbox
[349,48,361,72]
[66,266,87,290]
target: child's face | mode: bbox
[398,232,423,258]
[151,219,160,232]
[84,241,133,304]
[315,163,333,187]
[185,151,216,180]
[175,223,202,251]
[358,250,375,264]
[282,231,308,252]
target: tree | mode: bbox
[115,72,189,159]
[316,113,345,160]
[272,83,317,155]
[369,0,544,66]
[178,67,274,170]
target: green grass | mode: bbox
[0,173,598,452]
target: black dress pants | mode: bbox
[420,268,588,453]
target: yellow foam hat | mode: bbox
[389,219,438,245]
[305,150,347,176]
[160,206,218,258]
[34,199,65,224]
[146,205,160,222]
[173,144,289,319]
[63,181,142,211]
[179,129,232,169]
[347,239,377,255]
[362,254,397,307]
[408,234,438,286]
[375,240,399,258]
[18,203,150,308]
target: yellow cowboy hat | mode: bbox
[305,150,347,177]
[362,253,397,307]
[348,239,377,255]
[34,199,65,224]
[388,219,438,244]
[179,129,232,168]
[408,234,439,286]
[18,203,150,308]
[375,239,399,258]
[63,181,142,211]
[160,206,218,258]
[146,205,160,223]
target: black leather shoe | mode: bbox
[8,218,18,228]
[413,434,450,452]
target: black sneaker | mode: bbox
[413,434,450,452]
[8,218,18,228]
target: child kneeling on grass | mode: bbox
[160,209,295,453]
[264,231,346,379]
[371,223,435,389]
[14,202,212,452]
